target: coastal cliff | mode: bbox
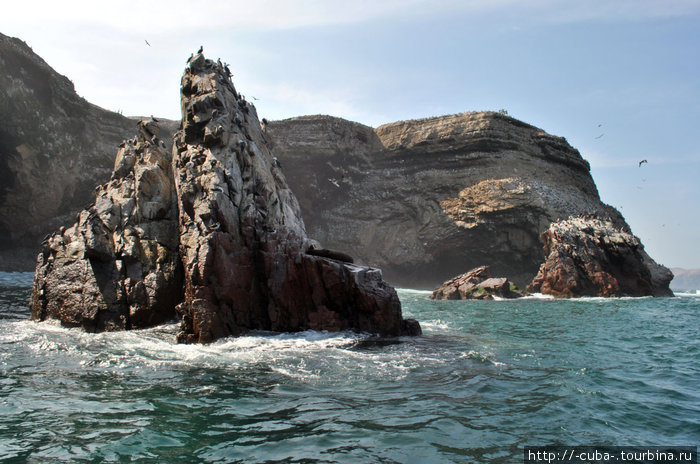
[266,113,625,288]
[0,33,176,270]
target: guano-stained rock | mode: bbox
[172,53,420,343]
[29,120,183,330]
[526,216,674,297]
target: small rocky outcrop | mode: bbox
[430,265,525,300]
[172,53,420,343]
[527,216,674,297]
[29,120,183,330]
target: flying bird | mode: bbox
[595,133,604,139]
[145,39,151,46]
[638,159,648,167]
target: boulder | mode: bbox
[527,216,674,297]
[431,265,524,300]
[171,52,420,342]
[29,120,183,330]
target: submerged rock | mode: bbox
[172,52,420,342]
[526,216,674,297]
[29,120,183,330]
[430,265,525,300]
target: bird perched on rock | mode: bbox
[197,45,203,54]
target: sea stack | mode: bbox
[173,52,419,342]
[527,216,673,297]
[29,51,420,342]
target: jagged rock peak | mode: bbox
[172,52,420,343]
[527,215,673,297]
[30,120,183,330]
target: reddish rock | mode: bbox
[172,52,420,343]
[527,216,674,297]
[430,265,524,300]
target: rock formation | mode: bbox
[30,120,183,330]
[431,265,525,300]
[266,114,626,288]
[29,51,420,342]
[0,33,177,271]
[172,53,419,343]
[526,216,673,297]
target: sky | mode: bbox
[2,0,699,268]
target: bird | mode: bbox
[328,175,344,187]
[595,133,604,139]
[251,96,259,101]
[145,39,151,47]
[198,45,203,54]
[598,123,602,127]
[150,115,159,122]
[638,159,648,167]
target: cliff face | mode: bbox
[0,33,176,270]
[267,113,625,288]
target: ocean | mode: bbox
[1,271,698,463]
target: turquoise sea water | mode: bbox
[0,271,698,463]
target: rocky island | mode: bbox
[29,52,420,342]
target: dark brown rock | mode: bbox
[431,265,524,300]
[172,52,420,343]
[29,120,183,330]
[527,216,674,297]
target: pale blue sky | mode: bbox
[2,0,699,268]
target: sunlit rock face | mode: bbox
[30,121,183,330]
[266,113,626,288]
[170,52,420,343]
[527,216,673,297]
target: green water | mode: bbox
[1,272,698,463]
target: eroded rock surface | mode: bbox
[29,120,182,330]
[527,216,673,297]
[172,53,420,342]
[431,265,524,300]
[266,113,626,288]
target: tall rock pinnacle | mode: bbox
[171,52,420,342]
